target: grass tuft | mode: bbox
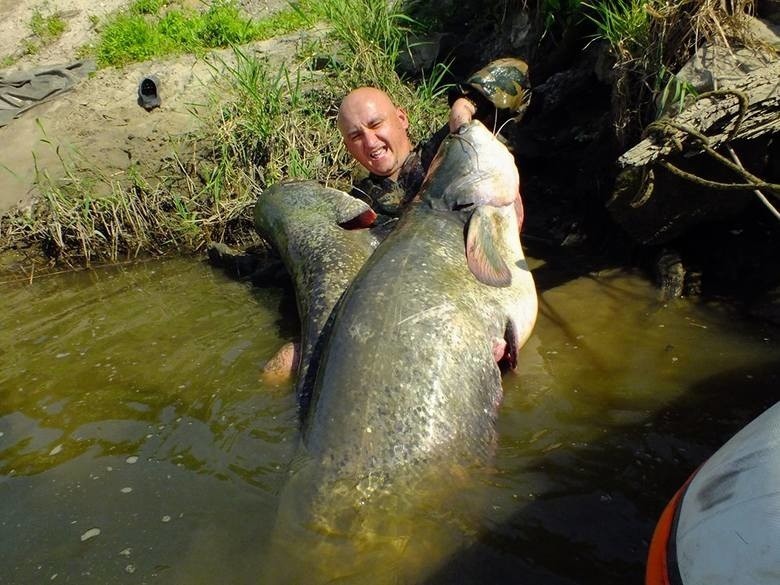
[582,0,758,142]
[131,0,169,15]
[30,9,67,42]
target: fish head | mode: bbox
[418,123,526,288]
[420,120,519,213]
[254,181,377,243]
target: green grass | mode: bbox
[131,0,169,15]
[537,0,583,40]
[195,0,448,196]
[583,0,652,61]
[17,6,68,59]
[30,9,67,42]
[93,0,316,67]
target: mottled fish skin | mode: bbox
[304,120,538,500]
[263,124,538,583]
[253,180,384,416]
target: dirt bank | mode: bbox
[0,0,292,214]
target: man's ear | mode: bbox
[396,107,409,130]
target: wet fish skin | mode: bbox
[253,180,383,415]
[305,119,538,501]
[264,123,538,583]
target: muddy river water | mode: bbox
[1,253,777,584]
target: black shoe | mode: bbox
[138,75,161,110]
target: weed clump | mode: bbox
[94,0,313,67]
[30,9,67,42]
[582,0,762,143]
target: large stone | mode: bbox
[675,42,774,95]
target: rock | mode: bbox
[655,249,685,299]
[745,15,780,48]
[80,528,101,542]
[674,42,774,96]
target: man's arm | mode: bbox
[449,97,478,132]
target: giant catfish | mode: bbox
[253,180,385,415]
[264,121,538,583]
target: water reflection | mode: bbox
[1,259,298,584]
[0,257,777,584]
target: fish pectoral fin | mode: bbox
[465,205,512,287]
[335,198,377,230]
[514,194,524,232]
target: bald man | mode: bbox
[336,60,531,219]
[337,87,414,181]
[336,87,441,219]
[261,61,531,385]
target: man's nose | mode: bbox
[364,130,380,148]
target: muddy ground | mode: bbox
[0,0,293,214]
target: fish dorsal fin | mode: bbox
[465,205,512,287]
[335,198,377,230]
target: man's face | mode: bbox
[338,89,412,180]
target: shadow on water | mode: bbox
[422,360,780,585]
[205,259,301,343]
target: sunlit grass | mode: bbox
[93,0,316,67]
[30,8,67,42]
[583,0,651,61]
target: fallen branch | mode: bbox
[618,60,780,169]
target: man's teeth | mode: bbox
[370,148,385,159]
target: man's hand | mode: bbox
[449,97,477,133]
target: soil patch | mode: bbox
[0,0,294,214]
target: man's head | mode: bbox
[337,87,412,180]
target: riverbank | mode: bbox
[0,0,448,272]
[0,0,299,212]
[1,0,778,321]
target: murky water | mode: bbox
[1,255,777,584]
